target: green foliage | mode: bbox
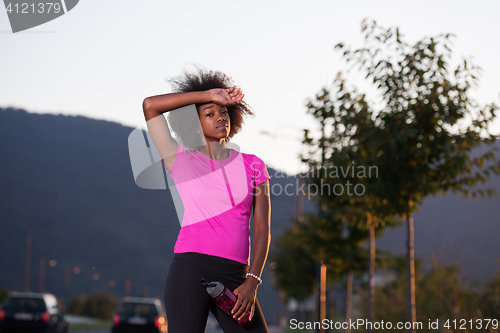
[271,207,392,301]
[68,292,119,320]
[298,24,404,296]
[299,209,391,279]
[359,255,422,321]
[332,19,500,326]
[359,255,500,333]
[477,273,500,321]
[270,222,317,302]
[335,19,500,213]
[301,70,402,226]
[275,19,500,320]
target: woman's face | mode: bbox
[197,103,231,142]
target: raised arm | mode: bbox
[143,91,214,121]
[142,91,213,170]
[142,87,243,170]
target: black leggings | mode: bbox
[164,252,269,333]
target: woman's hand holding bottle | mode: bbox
[231,277,259,321]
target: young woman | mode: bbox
[142,68,271,333]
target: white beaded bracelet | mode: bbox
[246,273,262,285]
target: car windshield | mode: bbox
[117,302,158,316]
[3,298,46,312]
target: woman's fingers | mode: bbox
[224,86,244,105]
[232,297,246,317]
[249,302,255,321]
[243,300,254,321]
[235,300,251,320]
[229,86,242,98]
[230,89,240,99]
[235,94,244,105]
[231,294,242,315]
[232,298,245,318]
[234,299,254,321]
[228,86,240,98]
[234,91,244,104]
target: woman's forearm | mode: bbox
[143,90,213,116]
[249,228,271,280]
[247,181,271,286]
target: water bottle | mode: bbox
[200,278,251,325]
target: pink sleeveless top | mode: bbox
[162,144,271,265]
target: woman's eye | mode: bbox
[223,110,228,114]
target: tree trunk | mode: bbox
[24,227,32,292]
[319,262,327,333]
[406,200,416,333]
[367,212,375,333]
[313,289,319,332]
[345,270,353,333]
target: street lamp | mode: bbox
[24,222,50,292]
[38,257,57,293]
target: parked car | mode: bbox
[0,291,68,333]
[111,297,167,333]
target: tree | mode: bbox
[69,292,119,320]
[301,74,400,333]
[335,19,500,332]
[272,205,373,327]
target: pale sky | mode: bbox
[1,1,499,175]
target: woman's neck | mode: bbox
[197,141,228,160]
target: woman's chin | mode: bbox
[204,134,229,142]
